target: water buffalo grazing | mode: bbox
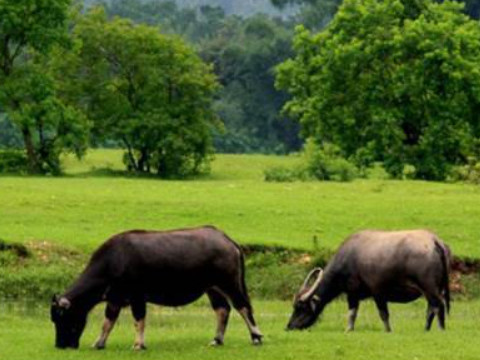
[50,226,263,350]
[287,230,451,332]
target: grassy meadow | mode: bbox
[1,150,480,359]
[1,149,480,257]
[1,299,479,360]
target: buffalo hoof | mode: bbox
[93,342,106,350]
[133,343,147,351]
[209,338,224,347]
[252,337,263,346]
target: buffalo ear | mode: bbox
[52,294,59,305]
[58,297,71,309]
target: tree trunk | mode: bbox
[157,152,167,177]
[21,125,39,173]
[137,148,150,173]
[122,137,139,172]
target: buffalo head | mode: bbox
[286,268,323,330]
[51,295,87,349]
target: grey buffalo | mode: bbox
[287,230,451,332]
[51,226,263,349]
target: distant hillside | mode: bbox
[85,0,296,17]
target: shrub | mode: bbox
[303,140,359,182]
[264,140,360,183]
[402,164,417,180]
[264,165,308,182]
[449,157,480,184]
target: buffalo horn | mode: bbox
[300,268,324,301]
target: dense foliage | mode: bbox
[264,139,359,182]
[0,0,90,174]
[277,0,480,180]
[201,15,301,153]
[103,0,303,154]
[58,8,219,177]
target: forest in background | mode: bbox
[92,0,341,154]
[2,0,480,179]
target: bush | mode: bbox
[303,140,359,182]
[264,140,360,183]
[449,157,480,184]
[0,150,28,174]
[264,165,307,182]
[402,164,417,180]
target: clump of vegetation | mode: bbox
[303,140,359,182]
[264,165,307,182]
[264,140,359,182]
[449,157,480,184]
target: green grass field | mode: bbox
[1,149,479,257]
[1,150,479,359]
[1,299,478,360]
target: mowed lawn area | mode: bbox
[0,299,479,360]
[1,149,480,257]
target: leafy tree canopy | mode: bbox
[277,0,480,180]
[0,0,90,174]
[58,7,219,177]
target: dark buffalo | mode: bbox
[51,226,263,349]
[287,230,451,332]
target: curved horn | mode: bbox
[299,268,322,292]
[300,268,324,301]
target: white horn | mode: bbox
[299,267,322,292]
[300,268,324,301]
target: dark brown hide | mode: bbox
[287,230,451,332]
[51,226,262,349]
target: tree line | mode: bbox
[1,0,480,180]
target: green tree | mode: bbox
[61,8,218,177]
[0,0,90,174]
[277,0,480,180]
[103,0,302,154]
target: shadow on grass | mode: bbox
[66,167,215,181]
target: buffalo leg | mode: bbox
[425,304,435,331]
[374,298,392,332]
[207,288,231,346]
[346,296,359,332]
[221,285,263,345]
[425,295,445,331]
[93,303,121,349]
[131,300,147,350]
